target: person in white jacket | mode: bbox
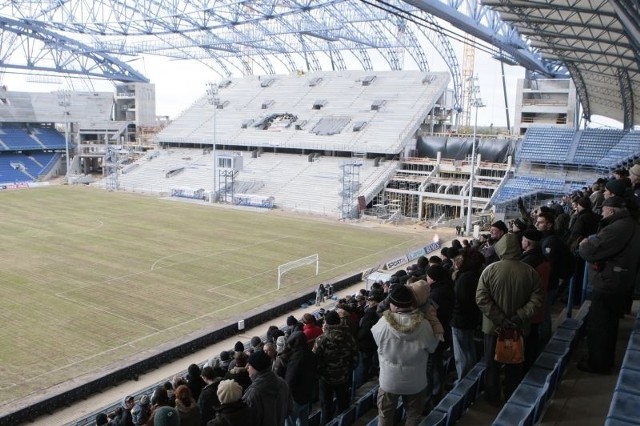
[371,284,440,426]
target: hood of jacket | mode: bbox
[495,233,521,260]
[381,309,424,335]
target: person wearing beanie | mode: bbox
[243,350,292,426]
[480,220,508,266]
[604,178,627,198]
[208,380,254,426]
[285,315,302,338]
[425,265,454,403]
[147,386,171,426]
[95,413,109,426]
[313,309,358,425]
[225,351,252,393]
[476,234,543,405]
[234,341,245,353]
[153,406,181,426]
[185,363,206,402]
[131,394,151,426]
[249,336,264,353]
[284,331,318,425]
[116,395,135,426]
[578,192,640,374]
[519,228,552,372]
[450,251,482,384]
[371,278,440,425]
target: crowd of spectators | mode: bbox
[93,163,640,426]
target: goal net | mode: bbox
[277,254,319,289]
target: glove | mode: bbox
[509,316,523,328]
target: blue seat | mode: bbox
[615,368,640,396]
[605,417,640,426]
[622,349,640,371]
[492,401,535,426]
[366,417,378,426]
[336,405,356,426]
[552,327,578,343]
[508,383,549,423]
[355,389,375,418]
[308,410,321,426]
[433,393,464,426]
[418,409,447,426]
[449,376,479,410]
[607,391,640,425]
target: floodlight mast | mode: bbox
[206,82,218,203]
[57,90,71,183]
[465,77,485,237]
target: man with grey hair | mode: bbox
[578,195,640,374]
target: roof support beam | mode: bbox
[617,68,634,130]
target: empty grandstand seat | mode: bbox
[449,376,479,410]
[355,387,376,418]
[622,348,640,371]
[433,392,464,426]
[492,401,535,426]
[336,405,356,426]
[418,410,447,426]
[607,391,640,425]
[615,368,640,396]
[506,382,549,423]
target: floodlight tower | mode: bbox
[206,82,219,203]
[57,90,71,183]
[465,77,485,236]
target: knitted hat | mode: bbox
[250,336,262,348]
[234,341,245,352]
[603,195,626,208]
[286,315,298,326]
[153,407,180,426]
[576,196,592,210]
[324,310,341,325]
[513,218,526,231]
[630,164,640,178]
[491,220,509,234]
[426,264,448,283]
[248,350,271,372]
[217,379,243,405]
[95,413,109,426]
[388,285,415,309]
[605,179,626,197]
[523,229,543,242]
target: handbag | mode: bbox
[494,326,524,364]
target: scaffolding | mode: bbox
[340,160,362,219]
[104,146,119,190]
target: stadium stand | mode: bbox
[571,128,624,165]
[516,127,575,165]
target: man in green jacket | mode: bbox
[476,233,544,405]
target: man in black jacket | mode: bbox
[284,331,317,426]
[578,196,640,374]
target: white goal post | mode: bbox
[277,254,319,289]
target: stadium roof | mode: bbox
[0,0,637,127]
[479,0,640,129]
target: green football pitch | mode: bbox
[0,186,433,407]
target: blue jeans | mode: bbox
[451,327,477,381]
[286,400,310,426]
[354,351,377,389]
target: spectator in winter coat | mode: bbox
[313,310,358,425]
[476,234,543,405]
[371,284,440,426]
[284,331,318,426]
[174,385,202,426]
[208,380,254,426]
[450,251,482,382]
[243,350,292,426]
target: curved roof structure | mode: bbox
[0,0,634,127]
[480,0,640,129]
